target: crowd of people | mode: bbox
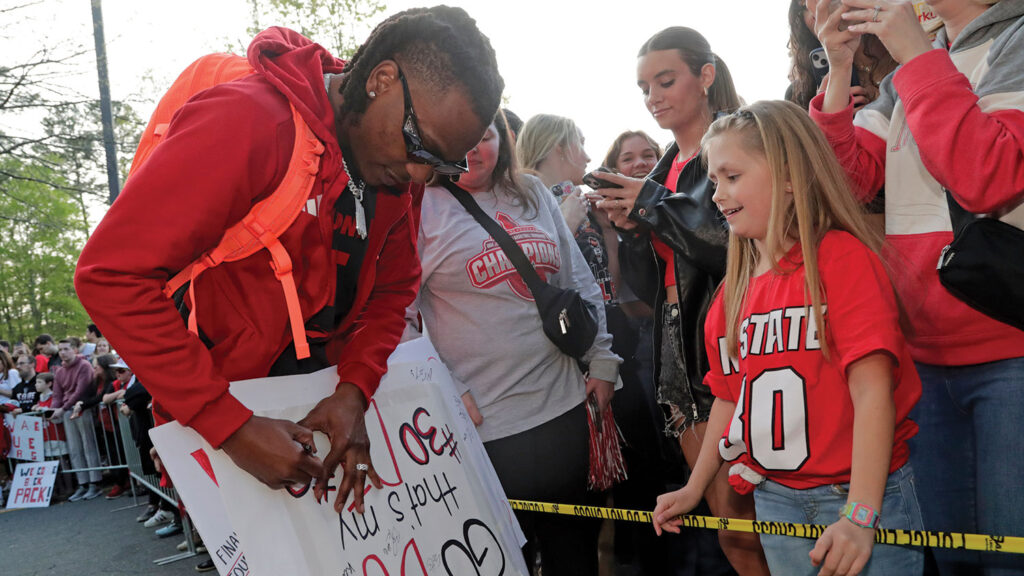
[0,331,217,571]
[2,0,1020,575]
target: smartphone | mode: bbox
[582,166,623,190]
[809,47,860,89]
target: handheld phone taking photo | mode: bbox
[582,166,623,190]
[809,47,860,90]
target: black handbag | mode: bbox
[936,189,1024,331]
[443,181,599,358]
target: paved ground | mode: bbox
[1,489,209,576]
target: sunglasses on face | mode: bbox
[397,69,469,176]
[115,368,129,373]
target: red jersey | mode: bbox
[704,231,920,489]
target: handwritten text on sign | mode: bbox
[8,415,44,462]
[201,338,527,576]
[4,461,59,509]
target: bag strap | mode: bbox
[441,180,546,295]
[944,188,975,237]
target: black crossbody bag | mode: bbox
[936,189,1024,331]
[443,181,599,358]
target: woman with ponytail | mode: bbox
[592,26,769,575]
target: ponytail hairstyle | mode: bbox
[338,6,504,126]
[638,27,741,116]
[703,100,882,359]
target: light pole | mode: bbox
[90,0,120,204]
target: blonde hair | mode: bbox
[704,100,882,359]
[516,114,583,173]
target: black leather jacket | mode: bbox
[618,141,729,408]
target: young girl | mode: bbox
[653,101,923,576]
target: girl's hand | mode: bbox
[559,190,589,232]
[593,171,646,228]
[652,485,702,536]
[461,390,483,426]
[810,517,876,576]
[850,85,871,111]
[812,0,861,70]
[585,378,614,421]
[843,0,933,64]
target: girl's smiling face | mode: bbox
[707,131,784,250]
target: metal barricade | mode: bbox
[115,404,198,565]
[57,402,131,482]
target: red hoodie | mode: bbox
[75,28,423,448]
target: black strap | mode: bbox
[441,180,545,295]
[944,188,975,237]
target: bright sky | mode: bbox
[10,0,792,170]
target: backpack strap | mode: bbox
[163,104,325,359]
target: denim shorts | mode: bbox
[657,302,714,436]
[753,465,924,576]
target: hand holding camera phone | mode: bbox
[583,166,623,190]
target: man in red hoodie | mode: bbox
[75,6,504,513]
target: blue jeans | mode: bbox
[911,357,1024,576]
[754,465,924,576]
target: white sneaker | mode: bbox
[143,508,174,528]
[68,485,89,502]
[82,485,103,500]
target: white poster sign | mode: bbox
[152,337,526,576]
[4,460,59,508]
[149,424,250,576]
[9,414,44,462]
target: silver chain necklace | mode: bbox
[341,156,367,240]
[327,72,368,240]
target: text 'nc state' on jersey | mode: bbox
[718,305,828,375]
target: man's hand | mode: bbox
[220,415,325,491]
[50,407,65,421]
[298,382,382,514]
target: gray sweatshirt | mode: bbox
[414,175,621,442]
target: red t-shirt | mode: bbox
[704,231,921,489]
[651,150,696,290]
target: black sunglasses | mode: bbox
[397,69,468,176]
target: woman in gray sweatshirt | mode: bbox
[409,110,620,575]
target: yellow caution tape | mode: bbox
[508,500,1024,554]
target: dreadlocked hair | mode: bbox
[339,6,504,125]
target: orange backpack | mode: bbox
[130,53,325,359]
